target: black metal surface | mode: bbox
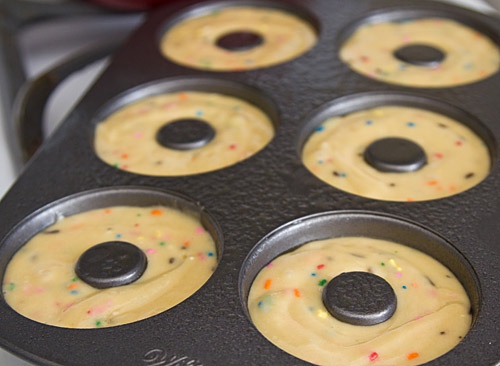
[364,137,428,173]
[0,0,499,365]
[216,31,264,51]
[322,271,397,326]
[156,118,216,150]
[394,44,446,68]
[75,241,148,289]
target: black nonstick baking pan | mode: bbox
[1,0,500,365]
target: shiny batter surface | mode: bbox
[2,206,217,328]
[302,106,490,201]
[248,237,471,366]
[94,91,274,176]
[160,7,317,71]
[339,18,500,87]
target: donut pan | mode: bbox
[1,0,500,364]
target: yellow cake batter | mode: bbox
[94,91,274,176]
[160,6,317,71]
[339,18,500,87]
[248,237,471,366]
[302,106,490,201]
[2,206,217,328]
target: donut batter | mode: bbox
[248,237,471,366]
[302,106,490,201]
[94,91,274,176]
[160,7,317,71]
[339,18,500,87]
[2,206,217,328]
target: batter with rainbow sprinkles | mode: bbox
[94,91,274,176]
[340,17,500,87]
[161,6,317,71]
[302,105,490,201]
[248,237,471,365]
[2,205,217,328]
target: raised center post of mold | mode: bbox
[216,31,264,51]
[75,241,148,289]
[393,44,445,68]
[156,118,216,150]
[364,137,427,173]
[322,271,397,326]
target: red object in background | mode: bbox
[87,0,175,11]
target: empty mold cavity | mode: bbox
[0,186,223,328]
[337,7,500,88]
[240,210,480,365]
[158,0,319,71]
[298,92,496,202]
[92,77,278,176]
